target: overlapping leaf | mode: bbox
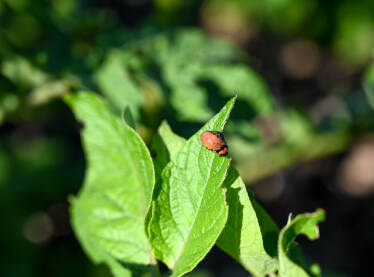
[151,120,280,277]
[66,92,154,276]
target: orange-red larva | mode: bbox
[200,131,228,156]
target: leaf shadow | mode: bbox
[117,260,154,277]
[220,165,243,257]
[221,165,279,259]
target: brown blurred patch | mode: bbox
[280,39,321,79]
[337,137,374,196]
[200,1,258,46]
[23,212,54,244]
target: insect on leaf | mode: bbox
[149,97,236,277]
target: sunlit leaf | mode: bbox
[65,92,155,276]
[149,97,236,277]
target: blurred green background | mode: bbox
[1,0,374,276]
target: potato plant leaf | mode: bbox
[149,97,236,277]
[150,120,282,277]
[216,166,279,276]
[278,209,325,277]
[65,92,155,276]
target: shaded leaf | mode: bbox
[151,120,187,181]
[122,106,136,130]
[149,97,236,277]
[65,92,154,276]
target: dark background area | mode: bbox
[1,0,374,276]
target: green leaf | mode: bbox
[149,97,236,277]
[278,209,325,277]
[146,121,187,241]
[65,92,155,276]
[216,166,278,277]
[151,120,187,181]
[94,51,142,119]
[150,119,281,277]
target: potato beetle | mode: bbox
[200,131,228,156]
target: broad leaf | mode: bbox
[65,92,155,276]
[150,119,281,277]
[216,166,278,277]
[278,209,325,277]
[149,97,236,277]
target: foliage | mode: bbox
[66,92,326,276]
[2,0,374,276]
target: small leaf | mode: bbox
[149,97,236,277]
[216,166,278,277]
[278,209,325,277]
[65,92,154,276]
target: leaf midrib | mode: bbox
[171,144,221,270]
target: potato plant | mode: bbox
[66,92,325,277]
